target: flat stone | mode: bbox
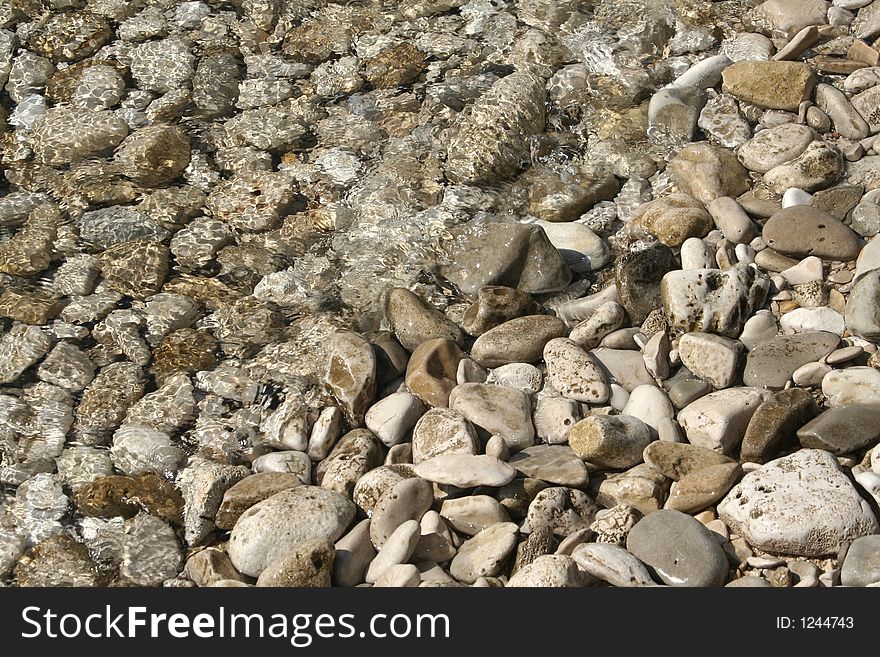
[721,60,816,111]
[440,495,510,536]
[385,287,463,352]
[569,301,627,350]
[815,82,871,139]
[411,407,479,464]
[365,519,420,584]
[742,332,839,388]
[324,331,376,426]
[536,221,610,273]
[405,338,465,407]
[589,348,656,392]
[543,338,609,403]
[811,184,865,219]
[595,464,669,515]
[568,415,653,469]
[780,307,846,335]
[626,509,728,587]
[413,454,516,488]
[665,462,743,514]
[718,449,879,557]
[846,270,880,339]
[643,441,736,480]
[509,445,590,487]
[227,486,356,577]
[678,332,742,389]
[449,522,519,584]
[678,387,772,454]
[763,141,845,194]
[365,392,426,447]
[614,243,678,324]
[571,543,655,587]
[507,554,587,587]
[470,315,566,367]
[632,194,713,247]
[821,366,880,405]
[461,286,539,336]
[737,123,815,172]
[759,0,829,36]
[449,383,534,452]
[741,388,820,463]
[214,473,302,531]
[797,404,880,454]
[763,206,861,260]
[698,93,752,148]
[841,535,880,586]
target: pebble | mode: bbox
[333,520,376,587]
[375,564,421,588]
[411,408,479,464]
[365,519,420,584]
[726,576,772,587]
[507,554,588,587]
[721,60,815,111]
[665,462,743,514]
[413,454,516,488]
[667,142,750,205]
[780,307,846,335]
[215,473,301,531]
[779,256,824,285]
[533,396,581,445]
[590,347,656,392]
[632,194,713,247]
[486,363,543,395]
[257,539,335,587]
[569,301,627,349]
[706,197,757,244]
[508,445,590,487]
[626,509,728,587]
[846,270,880,339]
[797,404,880,453]
[352,466,414,515]
[369,477,434,548]
[743,331,840,388]
[461,286,539,337]
[621,385,675,438]
[441,496,510,536]
[841,535,880,586]
[543,338,609,403]
[522,487,599,536]
[737,123,815,173]
[822,366,880,405]
[643,441,736,480]
[470,315,566,367]
[741,388,819,463]
[571,543,655,587]
[535,221,610,273]
[385,287,464,352]
[763,206,861,261]
[614,243,677,324]
[678,387,772,454]
[449,383,535,452]
[406,338,466,407]
[365,392,426,447]
[719,449,879,557]
[763,141,845,194]
[677,332,742,389]
[568,414,653,469]
[449,522,519,584]
[324,331,376,426]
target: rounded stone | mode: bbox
[411,407,479,464]
[470,315,567,368]
[543,338,610,403]
[568,415,653,469]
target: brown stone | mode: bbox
[721,61,816,111]
[75,473,184,525]
[256,539,335,587]
[324,330,376,425]
[405,337,465,407]
[740,388,819,463]
[215,473,302,531]
[665,462,743,514]
[462,286,539,336]
[762,206,862,260]
[667,142,751,206]
[385,287,463,352]
[470,315,566,367]
[632,193,713,247]
[642,441,736,481]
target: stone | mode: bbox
[461,286,539,336]
[486,363,543,394]
[678,387,772,454]
[352,466,415,515]
[677,333,742,389]
[441,495,510,536]
[680,238,716,270]
[595,464,669,515]
[779,257,824,285]
[317,429,385,498]
[632,194,713,247]
[405,338,465,407]
[371,332,410,385]
[726,576,772,587]
[177,458,249,545]
[119,514,182,587]
[621,385,675,439]
[411,407,479,464]
[323,331,376,425]
[365,520,420,584]
[643,441,736,480]
[742,332,840,388]
[442,223,571,295]
[812,184,865,219]
[569,302,627,350]
[215,473,302,531]
[779,307,845,335]
[227,486,356,577]
[626,509,728,587]
[661,265,770,338]
[449,522,518,584]
[738,313,779,352]
[840,535,880,586]
[376,564,421,587]
[706,197,757,244]
[718,449,879,557]
[815,83,871,139]
[647,85,706,142]
[31,106,128,165]
[385,287,463,352]
[100,240,169,299]
[522,487,599,536]
[14,534,100,587]
[369,477,434,548]
[759,0,829,35]
[741,389,820,463]
[508,445,590,488]
[470,315,566,367]
[797,404,880,453]
[589,348,656,392]
[571,542,655,587]
[763,141,845,194]
[822,367,880,406]
[114,125,191,186]
[74,473,183,525]
[334,519,376,587]
[665,462,743,514]
[449,383,534,452]
[256,539,335,587]
[535,221,609,272]
[110,424,184,477]
[526,164,620,222]
[413,454,516,488]
[854,1,880,42]
[615,243,678,324]
[737,123,816,173]
[543,338,609,403]
[533,396,581,445]
[697,93,752,148]
[763,207,861,260]
[846,270,880,339]
[667,142,751,205]
[365,392,426,447]
[507,554,587,587]
[186,549,245,587]
[568,415,653,469]
[721,60,816,111]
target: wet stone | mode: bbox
[385,287,463,352]
[743,332,840,389]
[797,404,880,454]
[615,243,677,324]
[741,389,819,463]
[215,473,302,531]
[405,338,465,408]
[14,534,101,587]
[461,286,539,337]
[75,473,184,526]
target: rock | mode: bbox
[615,243,678,324]
[462,286,539,336]
[797,404,880,453]
[543,338,609,403]
[110,424,184,477]
[589,348,656,392]
[527,164,620,222]
[854,1,880,42]
[569,302,627,349]
[470,315,566,367]
[449,383,534,452]
[632,193,713,247]
[643,330,671,380]
[667,142,751,205]
[846,270,880,339]
[486,363,542,394]
[822,367,880,405]
[36,342,95,392]
[841,535,880,586]
[737,123,815,173]
[185,549,245,587]
[815,83,871,139]
[643,441,736,480]
[449,522,518,584]
[317,429,385,498]
[741,389,820,463]
[352,465,415,515]
[177,458,249,546]
[759,0,829,35]
[677,332,742,389]
[595,464,669,515]
[533,396,581,445]
[507,554,587,587]
[621,386,675,438]
[334,519,376,587]
[414,454,516,488]
[665,462,743,514]
[442,223,571,295]
[535,221,610,272]
[763,207,861,260]
[647,85,706,142]
[742,332,839,388]
[721,60,816,111]
[14,534,100,587]
[661,265,770,337]
[411,407,479,464]
[365,520,420,584]
[706,197,757,244]
[698,93,752,148]
[385,287,463,352]
[678,387,772,454]
[227,486,356,577]
[763,141,844,194]
[568,415,653,469]
[376,564,421,587]
[369,477,434,548]
[726,576,772,587]
[626,509,728,587]
[120,514,182,587]
[779,306,843,335]
[100,240,169,298]
[31,106,128,165]
[215,473,302,531]
[371,332,410,385]
[365,392,426,447]
[739,313,779,351]
[115,125,191,186]
[405,338,465,407]
[718,449,879,557]
[508,445,590,487]
[441,495,510,535]
[256,539,335,587]
[571,542,655,587]
[324,330,376,425]
[522,486,599,536]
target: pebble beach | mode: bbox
[1,0,880,589]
